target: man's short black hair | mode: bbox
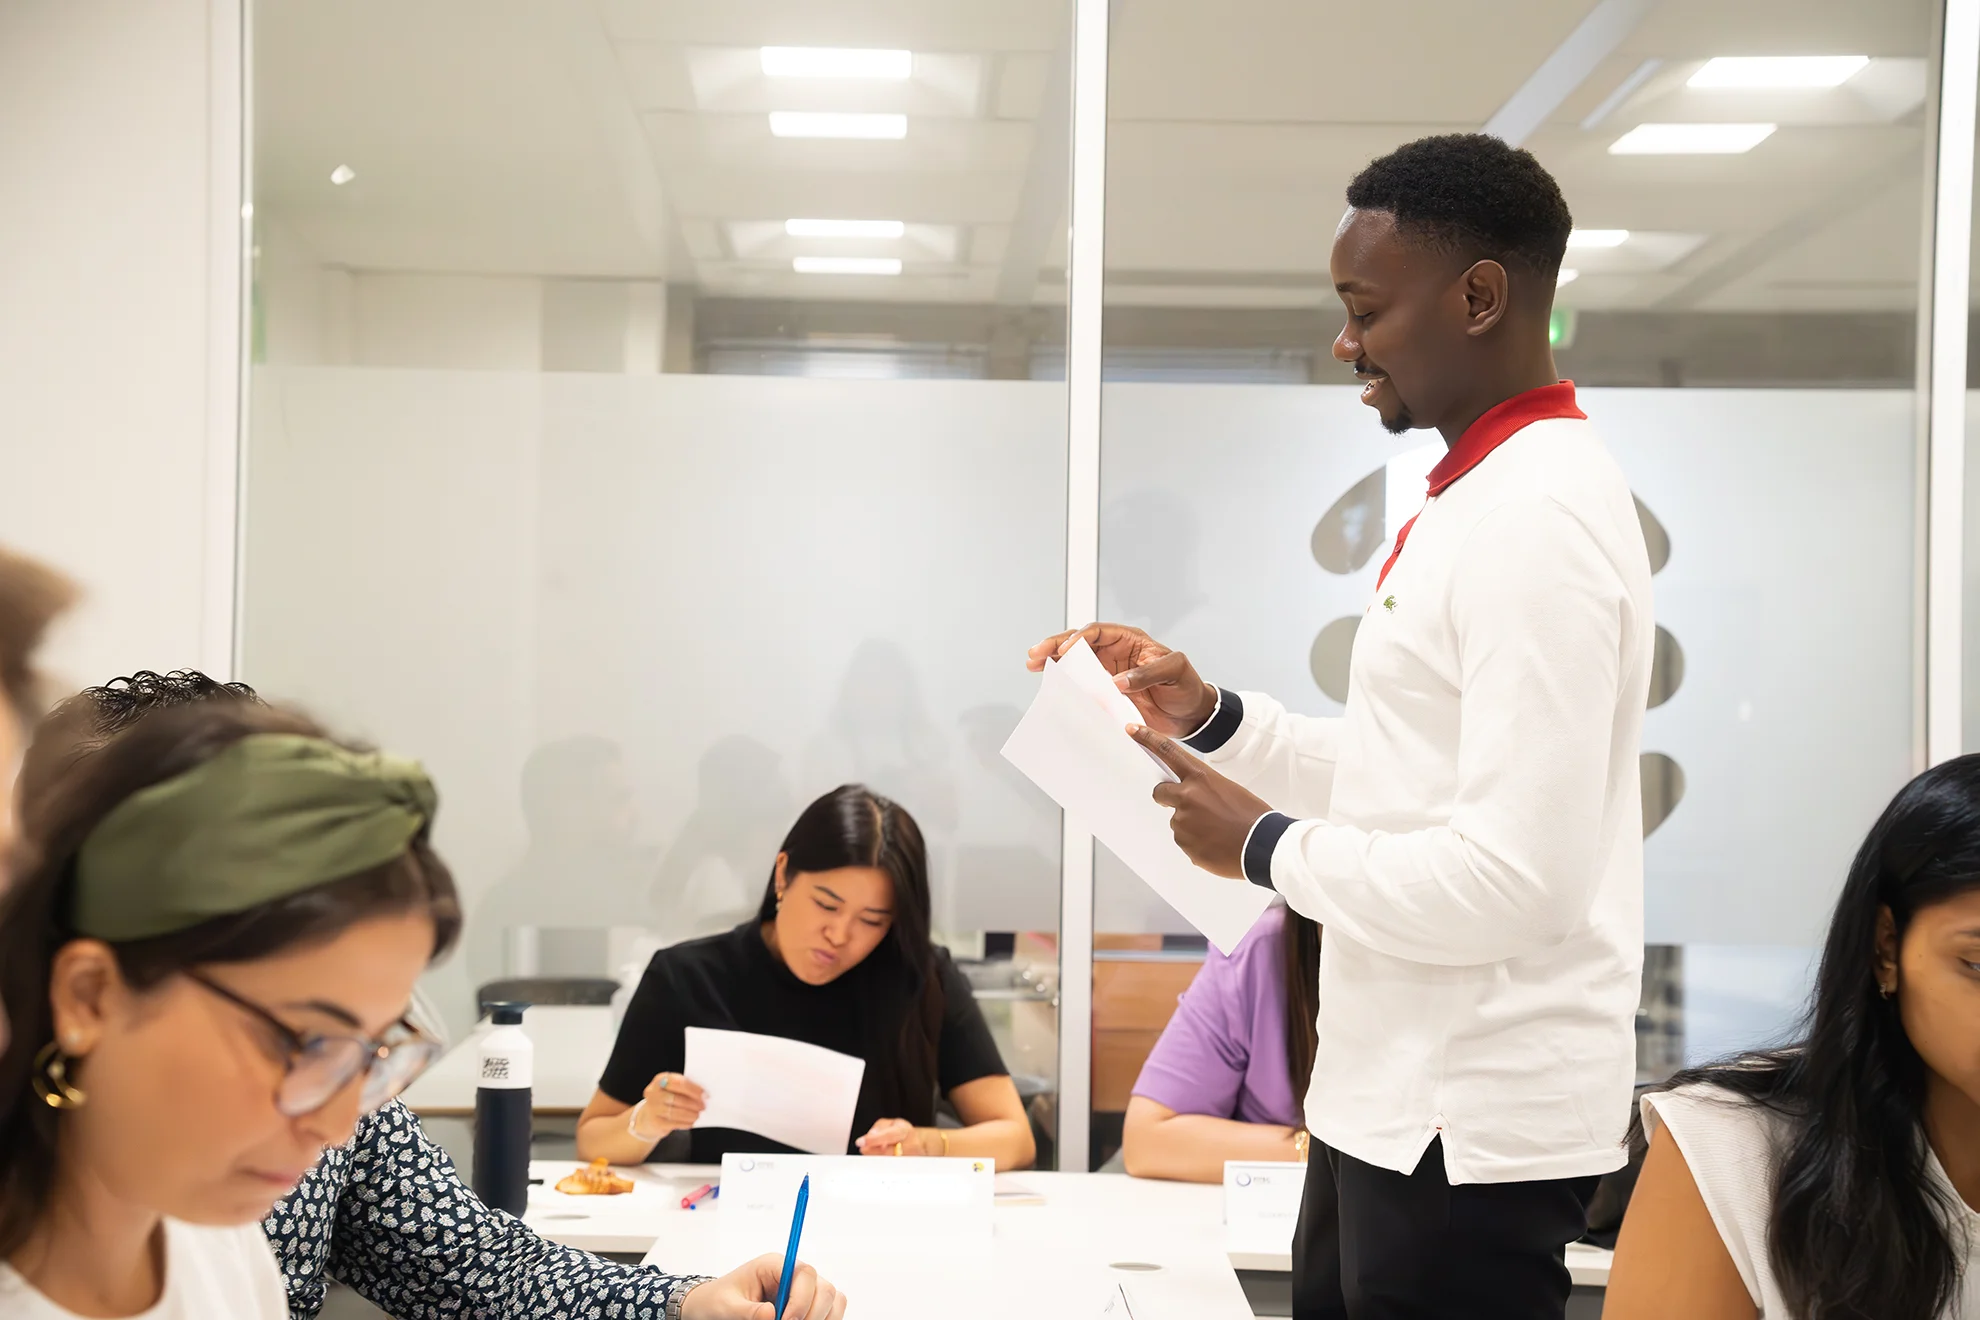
[1345,134,1573,277]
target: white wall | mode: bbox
[0,0,241,688]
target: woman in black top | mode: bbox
[577,784,1035,1170]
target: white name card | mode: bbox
[717,1153,994,1273]
[1224,1160,1304,1266]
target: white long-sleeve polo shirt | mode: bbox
[1185,381,1653,1184]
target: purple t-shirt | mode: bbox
[1130,903,1302,1128]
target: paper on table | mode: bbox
[1001,640,1274,954]
[683,1027,865,1155]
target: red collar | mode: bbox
[1425,380,1584,496]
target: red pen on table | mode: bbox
[680,1183,719,1210]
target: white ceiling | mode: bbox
[254,0,1947,314]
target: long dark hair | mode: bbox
[1280,909,1322,1101]
[0,701,463,1259]
[757,784,941,1123]
[1637,754,1980,1320]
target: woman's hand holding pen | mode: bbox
[854,1116,941,1156]
[680,1255,846,1320]
[629,1071,707,1143]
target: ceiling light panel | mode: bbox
[1557,269,1580,287]
[1687,56,1869,89]
[761,47,912,80]
[794,256,903,275]
[786,219,906,238]
[1567,229,1629,248]
[1609,122,1777,154]
[768,112,908,139]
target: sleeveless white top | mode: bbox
[0,1219,287,1320]
[1643,1083,1980,1317]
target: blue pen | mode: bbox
[771,1174,811,1320]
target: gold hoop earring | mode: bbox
[31,1042,86,1111]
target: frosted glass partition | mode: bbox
[243,369,1068,1052]
[1095,383,1914,945]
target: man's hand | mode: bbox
[1025,622,1218,737]
[1130,724,1276,880]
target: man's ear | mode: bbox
[1460,259,1511,337]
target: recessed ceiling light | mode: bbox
[769,112,908,140]
[785,218,907,239]
[329,164,356,186]
[794,256,903,275]
[761,47,912,79]
[1687,56,1869,89]
[1609,122,1776,154]
[1557,268,1580,287]
[1568,229,1629,248]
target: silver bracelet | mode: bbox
[665,1280,714,1320]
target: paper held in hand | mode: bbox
[1001,640,1273,955]
[683,1028,865,1155]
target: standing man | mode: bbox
[1031,135,1652,1319]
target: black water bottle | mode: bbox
[472,1003,532,1215]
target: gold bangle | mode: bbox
[1293,1128,1310,1162]
[938,1129,950,1157]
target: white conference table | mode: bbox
[525,1160,1611,1317]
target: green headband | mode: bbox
[72,733,438,942]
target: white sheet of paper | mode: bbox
[683,1027,865,1155]
[1001,640,1274,954]
[1223,1160,1305,1256]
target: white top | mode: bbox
[1643,1083,1980,1317]
[1204,412,1653,1183]
[0,1219,288,1320]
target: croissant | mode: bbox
[554,1157,636,1196]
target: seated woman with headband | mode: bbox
[18,671,849,1320]
[0,700,847,1320]
[0,703,459,1319]
[578,784,1035,1169]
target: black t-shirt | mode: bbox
[597,921,1009,1162]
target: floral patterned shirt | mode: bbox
[262,1100,705,1319]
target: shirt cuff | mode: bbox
[1241,812,1296,889]
[1182,687,1244,753]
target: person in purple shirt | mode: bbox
[1122,903,1322,1181]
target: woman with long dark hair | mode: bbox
[1605,755,1980,1319]
[1120,903,1321,1181]
[578,784,1034,1170]
[0,701,461,1319]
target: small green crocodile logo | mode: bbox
[1382,595,1397,613]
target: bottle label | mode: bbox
[478,1050,533,1089]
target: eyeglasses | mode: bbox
[186,971,442,1117]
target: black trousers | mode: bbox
[1291,1137,1598,1320]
